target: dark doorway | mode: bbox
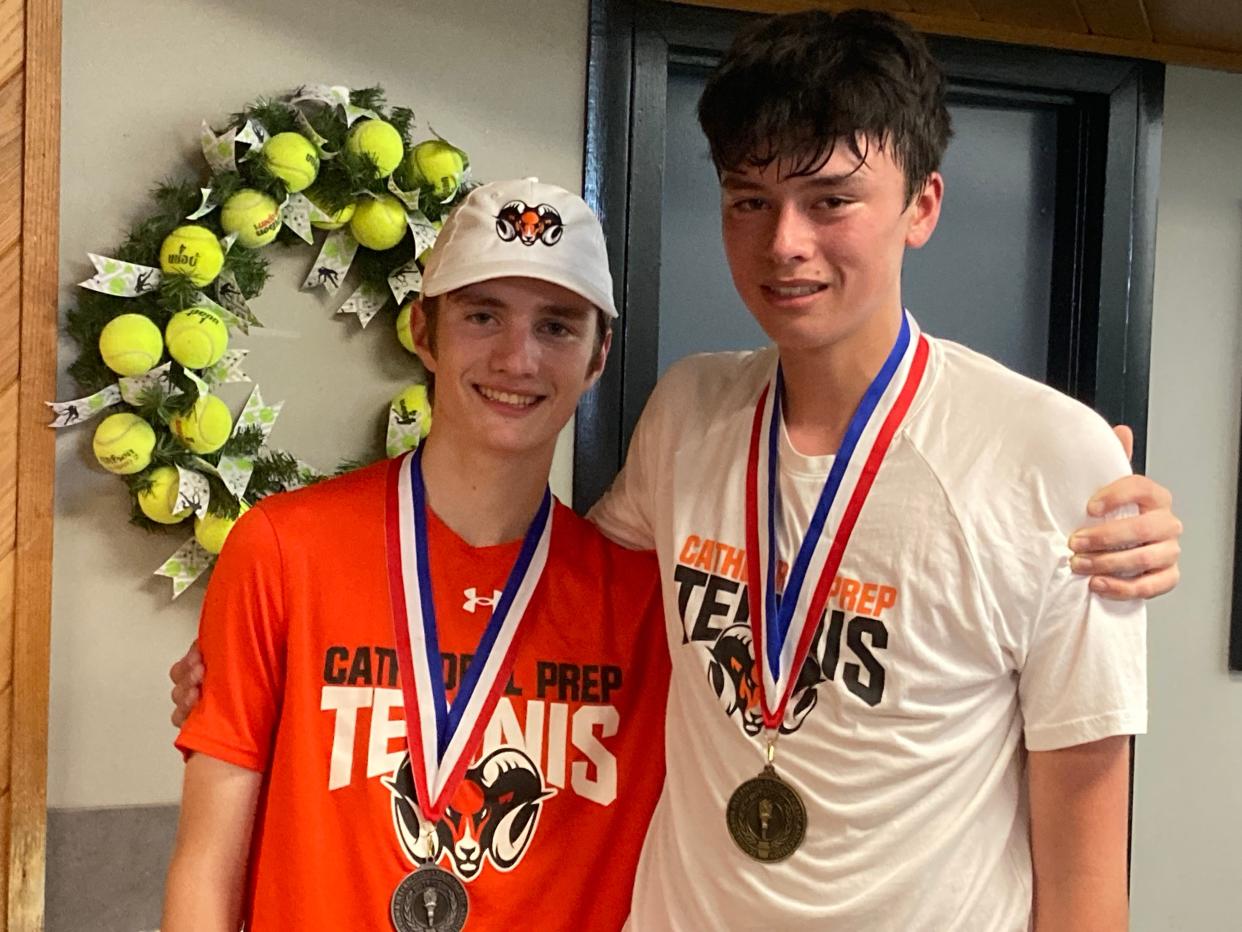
[574,0,1163,512]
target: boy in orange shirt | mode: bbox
[162,179,670,932]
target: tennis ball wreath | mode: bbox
[399,139,466,200]
[159,225,224,287]
[170,394,233,454]
[221,189,282,248]
[165,307,229,370]
[350,194,408,251]
[395,300,417,353]
[92,412,156,475]
[306,188,356,230]
[139,465,192,525]
[262,132,319,193]
[98,313,163,377]
[346,119,405,179]
[195,502,249,555]
[392,384,432,440]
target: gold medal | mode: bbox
[726,734,806,862]
[737,318,928,864]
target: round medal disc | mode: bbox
[391,864,469,932]
[726,764,807,862]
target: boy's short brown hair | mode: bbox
[698,9,952,203]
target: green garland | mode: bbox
[58,84,463,555]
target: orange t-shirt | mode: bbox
[176,459,669,931]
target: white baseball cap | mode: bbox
[421,178,619,318]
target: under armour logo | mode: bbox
[463,587,503,614]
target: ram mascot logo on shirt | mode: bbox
[383,747,556,880]
[706,624,819,737]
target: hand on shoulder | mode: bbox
[1069,425,1182,600]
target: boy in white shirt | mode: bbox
[590,9,1160,930]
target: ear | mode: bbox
[904,171,944,250]
[409,299,438,375]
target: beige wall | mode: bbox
[50,0,588,809]
[1130,64,1242,930]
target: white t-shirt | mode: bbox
[590,332,1147,931]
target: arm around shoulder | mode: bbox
[1028,736,1132,932]
[162,753,263,932]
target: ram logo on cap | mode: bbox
[495,201,564,247]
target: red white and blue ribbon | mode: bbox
[745,311,930,728]
[385,446,553,822]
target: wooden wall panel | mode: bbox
[0,73,22,259]
[833,0,913,11]
[672,0,1242,71]
[971,0,1086,33]
[8,0,59,925]
[0,789,8,929]
[0,0,22,87]
[0,383,17,561]
[0,554,12,697]
[1147,0,1242,55]
[908,0,980,19]
[1076,0,1153,41]
[0,4,19,918]
[0,244,19,389]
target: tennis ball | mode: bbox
[195,502,249,555]
[306,188,356,230]
[165,307,229,370]
[159,225,224,287]
[98,313,163,377]
[346,119,405,179]
[392,384,432,441]
[263,132,319,193]
[221,189,282,248]
[395,301,418,353]
[170,394,233,454]
[92,412,156,475]
[138,466,192,525]
[399,140,466,200]
[350,194,408,251]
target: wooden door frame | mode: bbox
[7,0,61,927]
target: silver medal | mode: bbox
[390,863,469,932]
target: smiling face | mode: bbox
[720,138,942,360]
[411,276,610,463]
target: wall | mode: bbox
[1130,64,1242,930]
[49,0,587,926]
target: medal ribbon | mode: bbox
[385,446,553,822]
[745,311,929,728]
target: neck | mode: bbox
[780,305,903,457]
[418,431,552,547]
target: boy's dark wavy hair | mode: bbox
[698,9,952,203]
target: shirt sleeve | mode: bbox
[175,504,289,772]
[1007,414,1148,752]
